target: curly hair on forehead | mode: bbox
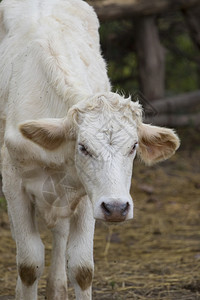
[68,92,143,126]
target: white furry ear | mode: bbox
[138,123,180,165]
[20,118,66,150]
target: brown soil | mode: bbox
[0,127,200,300]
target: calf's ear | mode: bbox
[138,123,180,165]
[19,118,66,150]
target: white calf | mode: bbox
[0,0,180,299]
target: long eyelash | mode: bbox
[79,144,92,157]
[130,142,138,154]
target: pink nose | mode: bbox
[101,201,130,222]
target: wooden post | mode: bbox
[134,16,165,101]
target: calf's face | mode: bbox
[20,93,180,222]
[74,110,138,222]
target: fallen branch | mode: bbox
[88,0,200,21]
[145,112,200,127]
[146,90,200,114]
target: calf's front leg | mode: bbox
[67,196,95,300]
[46,219,70,300]
[2,168,44,300]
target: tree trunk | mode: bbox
[134,16,165,101]
[182,4,200,51]
[88,0,200,21]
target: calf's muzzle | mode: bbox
[101,200,130,222]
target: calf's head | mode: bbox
[20,93,180,222]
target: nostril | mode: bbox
[101,202,111,216]
[121,202,130,216]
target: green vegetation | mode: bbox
[100,21,139,95]
[100,13,199,96]
[0,197,6,210]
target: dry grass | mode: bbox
[0,127,200,299]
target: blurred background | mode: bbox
[92,0,200,127]
[0,0,200,299]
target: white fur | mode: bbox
[0,0,180,299]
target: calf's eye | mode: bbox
[129,142,138,155]
[78,144,92,156]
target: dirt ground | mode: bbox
[0,127,200,300]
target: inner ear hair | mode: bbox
[138,123,180,165]
[20,121,65,150]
